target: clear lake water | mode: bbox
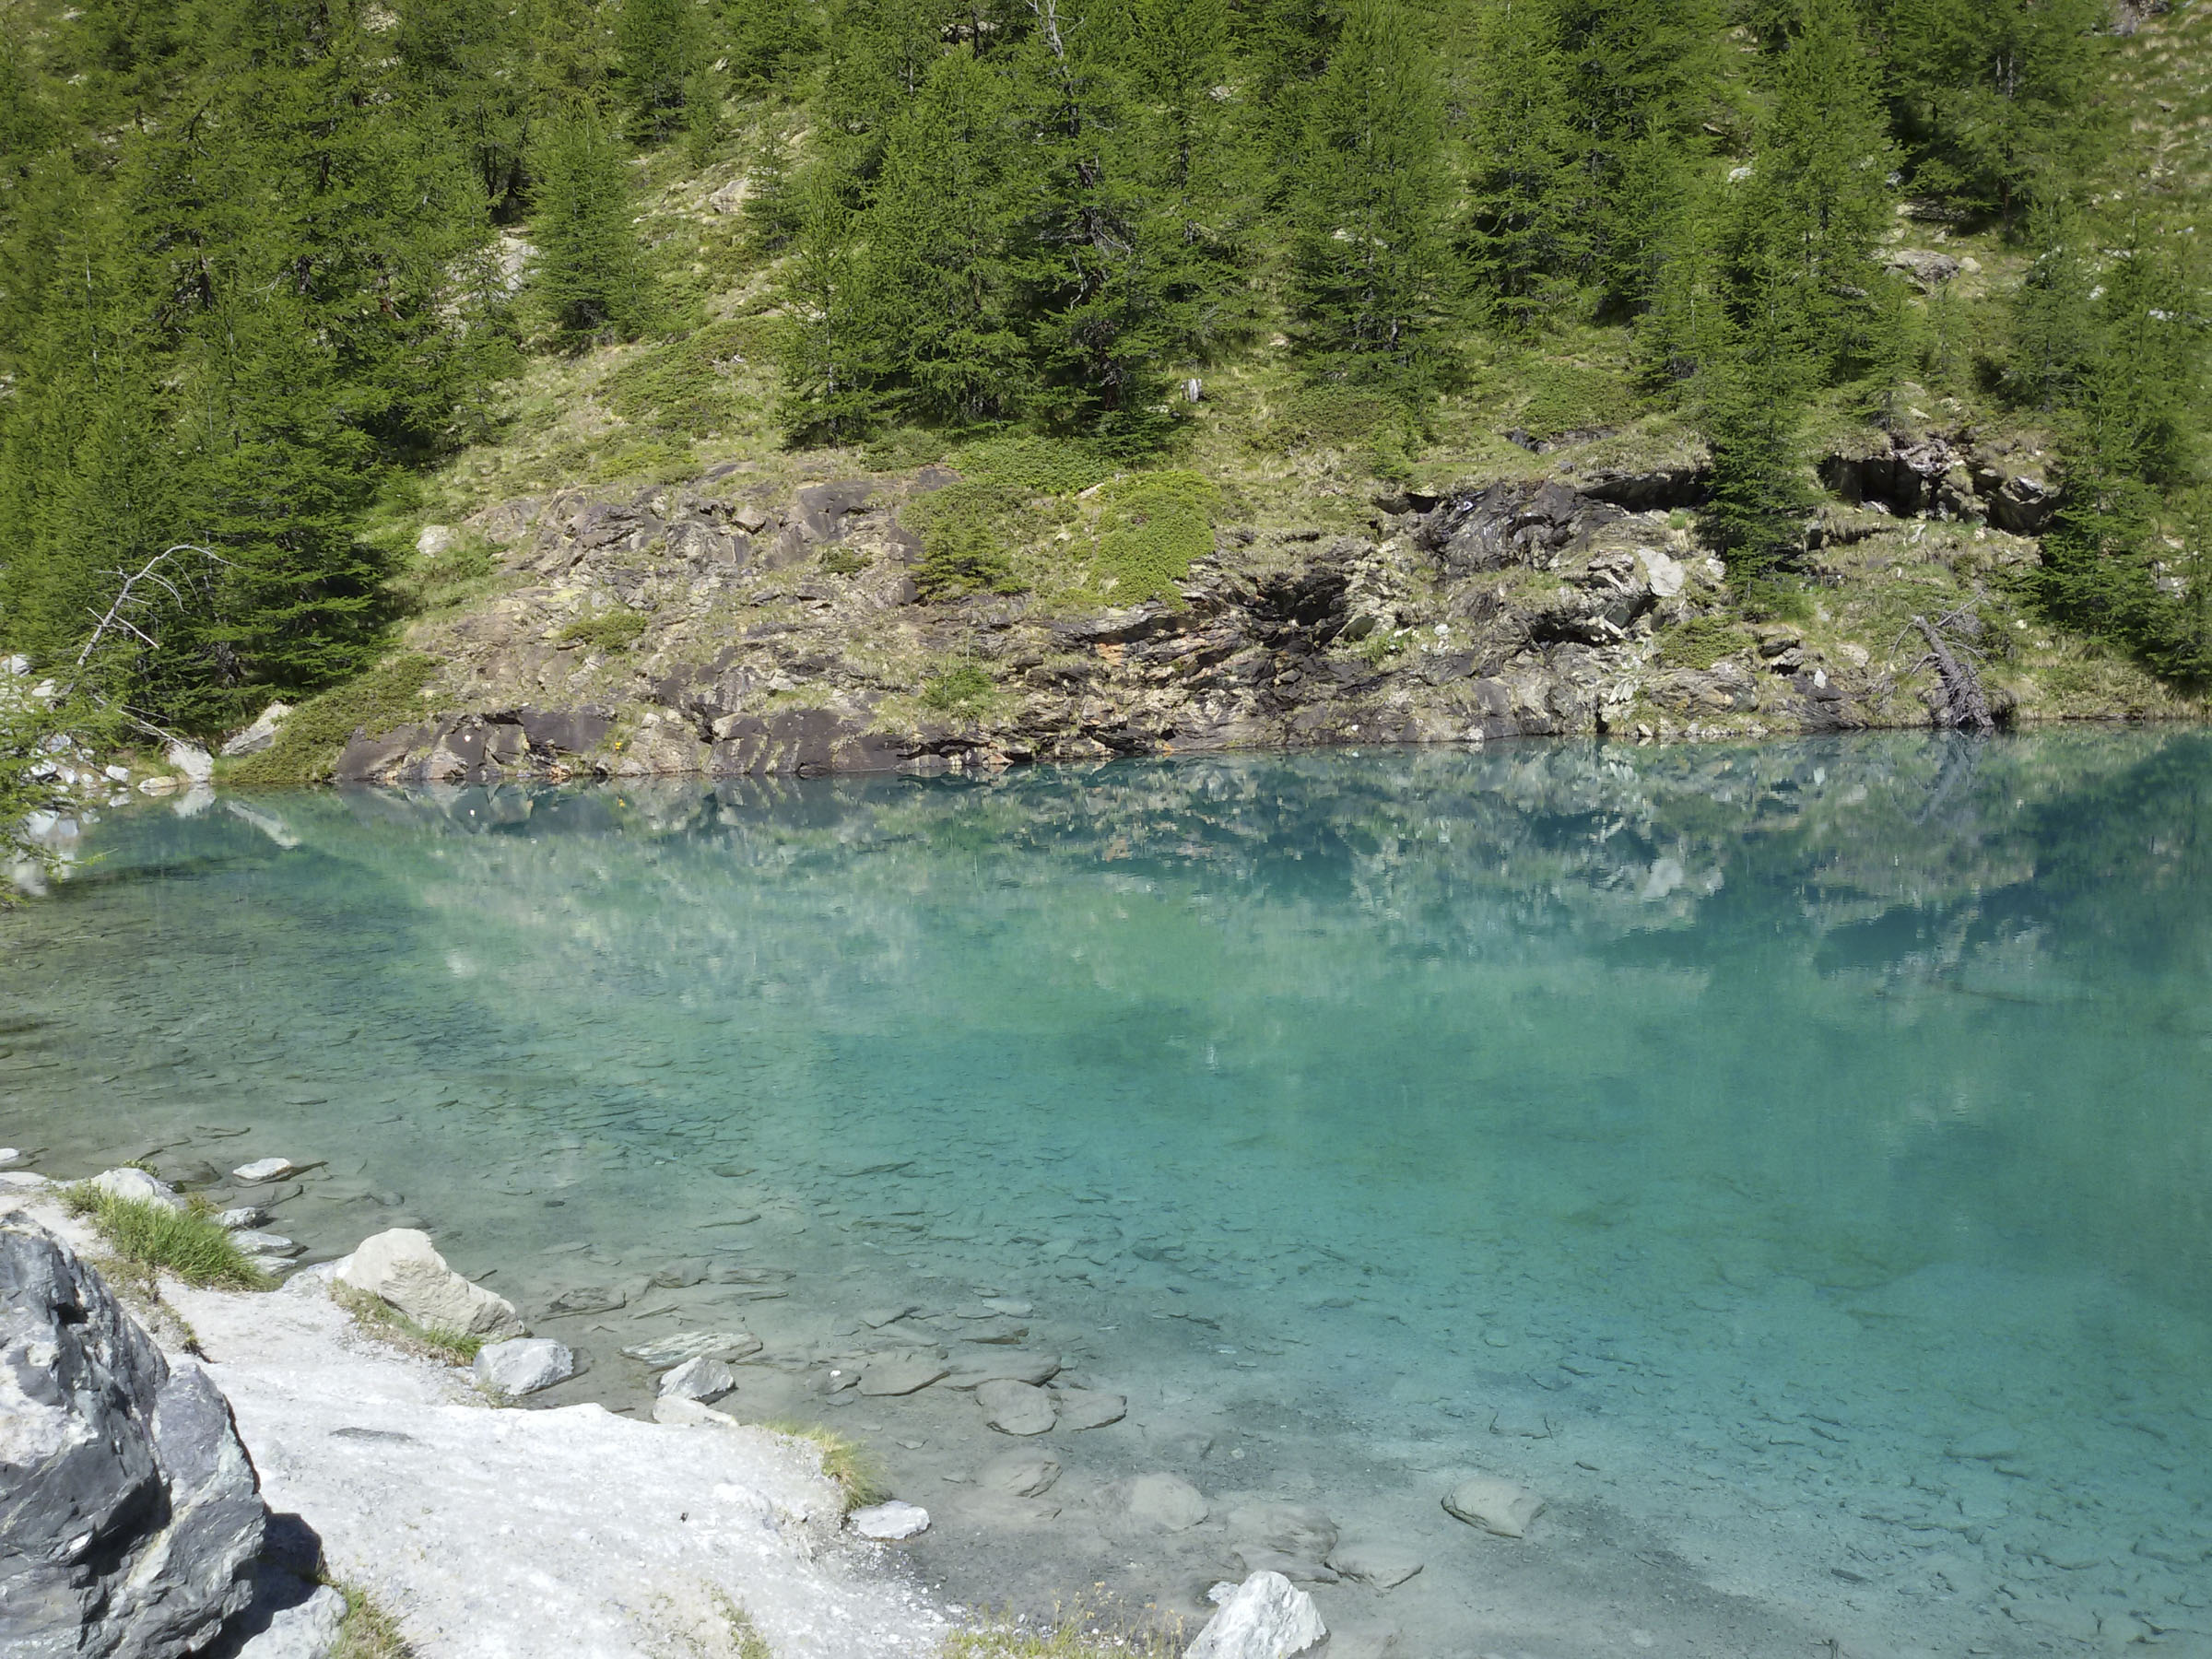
[4,730,2209,1658]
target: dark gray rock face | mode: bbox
[0,1222,265,1658]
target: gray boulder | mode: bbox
[88,1167,182,1210]
[0,1221,266,1658]
[337,1229,524,1340]
[473,1339,575,1397]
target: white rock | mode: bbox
[164,740,215,782]
[975,1377,1056,1435]
[231,1231,304,1258]
[416,524,457,558]
[1120,1472,1208,1531]
[0,1171,53,1190]
[221,1206,271,1230]
[233,1158,298,1183]
[2,654,25,676]
[1185,1571,1327,1659]
[659,1356,735,1401]
[620,1330,760,1370]
[847,1500,929,1541]
[90,1167,183,1210]
[1636,546,1687,599]
[102,765,131,782]
[0,1148,21,1167]
[475,1338,575,1396]
[139,775,181,796]
[220,704,296,759]
[338,1229,525,1339]
[1442,1475,1545,1538]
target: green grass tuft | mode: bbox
[763,1420,888,1512]
[328,1580,417,1659]
[331,1280,485,1366]
[943,1597,1185,1659]
[558,608,653,653]
[61,1186,273,1291]
[227,654,441,787]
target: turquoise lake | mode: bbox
[4,731,2209,1657]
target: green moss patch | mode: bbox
[558,608,652,652]
[1091,472,1221,606]
[1655,617,1758,670]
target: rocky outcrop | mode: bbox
[330,460,2023,787]
[0,1221,265,1658]
[1820,429,2058,534]
[1186,1571,1327,1659]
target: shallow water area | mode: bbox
[6,732,2211,1657]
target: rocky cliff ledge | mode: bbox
[333,444,2115,788]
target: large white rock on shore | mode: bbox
[474,1337,574,1396]
[90,1166,183,1209]
[337,1229,524,1340]
[1184,1571,1326,1659]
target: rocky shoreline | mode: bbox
[1,1162,1377,1659]
[316,437,2172,794]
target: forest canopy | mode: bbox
[0,0,2204,741]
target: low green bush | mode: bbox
[1654,616,1757,670]
[919,661,996,717]
[910,481,1026,598]
[1092,472,1220,605]
[61,1186,271,1290]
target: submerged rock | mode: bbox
[977,1452,1062,1498]
[1184,1570,1326,1659]
[857,1351,949,1396]
[847,1500,930,1541]
[1325,1541,1424,1589]
[1442,1474,1545,1538]
[975,1378,1055,1435]
[657,1356,735,1402]
[337,1229,525,1340]
[0,1220,266,1658]
[619,1330,760,1370]
[230,1159,297,1184]
[1052,1387,1126,1430]
[1118,1472,1209,1532]
[474,1338,576,1397]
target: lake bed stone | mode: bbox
[231,1159,297,1184]
[658,1356,736,1402]
[977,1377,1056,1435]
[858,1352,949,1396]
[978,1452,1062,1497]
[620,1330,761,1370]
[1442,1474,1545,1538]
[1053,1387,1126,1430]
[945,1348,1063,1389]
[1121,1472,1209,1532]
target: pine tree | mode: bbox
[532,108,653,341]
[1006,0,1179,447]
[395,0,535,217]
[2006,196,2098,413]
[1730,0,1897,384]
[1699,258,1814,588]
[1552,0,1731,312]
[778,167,893,440]
[1463,0,1578,330]
[717,0,826,92]
[1885,0,2109,227]
[617,0,709,144]
[1288,0,1455,393]
[820,0,953,183]
[864,49,1029,424]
